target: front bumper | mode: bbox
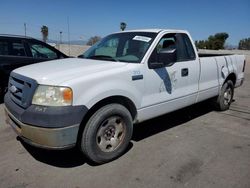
[4,93,88,149]
[5,106,80,149]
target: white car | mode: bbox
[4,29,246,164]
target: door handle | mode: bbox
[181,68,188,77]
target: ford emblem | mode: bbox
[10,85,18,93]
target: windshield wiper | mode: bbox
[88,55,119,62]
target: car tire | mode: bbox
[215,80,234,111]
[80,104,133,164]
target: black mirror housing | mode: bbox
[158,49,177,66]
[148,48,177,69]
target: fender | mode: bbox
[73,80,142,110]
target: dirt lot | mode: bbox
[0,54,249,188]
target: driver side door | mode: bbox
[139,32,199,120]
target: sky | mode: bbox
[0,0,249,46]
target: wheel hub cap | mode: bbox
[224,88,232,105]
[96,116,125,152]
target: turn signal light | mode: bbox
[63,88,73,102]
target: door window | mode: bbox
[149,33,196,65]
[29,44,58,59]
[182,34,196,60]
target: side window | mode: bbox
[175,33,196,61]
[0,41,9,55]
[182,34,196,60]
[29,43,58,59]
[149,33,177,63]
[10,42,26,56]
[95,38,119,57]
[157,37,176,52]
[149,33,196,65]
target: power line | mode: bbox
[67,17,70,55]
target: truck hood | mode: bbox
[13,58,127,85]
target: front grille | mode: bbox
[9,72,37,109]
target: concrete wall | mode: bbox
[55,44,91,57]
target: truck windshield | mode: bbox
[81,32,157,63]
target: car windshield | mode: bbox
[81,32,157,63]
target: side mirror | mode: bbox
[158,48,177,66]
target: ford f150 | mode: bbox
[4,29,246,164]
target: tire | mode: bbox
[215,80,234,111]
[80,104,133,164]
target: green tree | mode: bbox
[238,38,250,50]
[41,25,48,43]
[213,40,224,50]
[195,32,229,50]
[87,36,101,46]
[214,33,229,41]
[195,40,208,49]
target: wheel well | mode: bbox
[225,73,236,86]
[88,96,137,120]
[76,96,137,145]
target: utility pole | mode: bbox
[59,31,62,50]
[24,23,27,36]
[60,31,62,44]
[67,17,70,56]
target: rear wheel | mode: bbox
[80,104,133,164]
[215,80,234,111]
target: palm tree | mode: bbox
[41,25,48,43]
[120,22,127,31]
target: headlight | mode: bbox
[32,85,73,106]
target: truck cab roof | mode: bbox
[113,29,188,34]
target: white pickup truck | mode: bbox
[4,29,246,164]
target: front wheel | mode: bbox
[215,80,234,111]
[80,104,133,164]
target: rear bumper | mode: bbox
[5,106,80,149]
